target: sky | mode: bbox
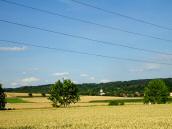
[0,0,172,88]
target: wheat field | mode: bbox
[6,93,124,109]
[1,93,172,129]
[1,105,172,129]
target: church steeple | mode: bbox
[99,88,105,96]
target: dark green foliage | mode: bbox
[109,100,119,106]
[144,79,169,104]
[48,79,80,107]
[109,100,125,106]
[91,98,142,103]
[41,93,46,97]
[5,78,172,96]
[5,84,51,93]
[0,84,6,110]
[120,101,124,105]
[91,97,172,103]
[28,93,33,97]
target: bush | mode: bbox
[41,93,46,97]
[28,93,33,97]
[119,101,124,105]
[109,100,125,106]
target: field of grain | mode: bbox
[5,93,124,109]
[1,93,172,129]
[6,92,42,98]
[1,105,172,129]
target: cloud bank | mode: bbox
[0,46,27,51]
[11,77,40,86]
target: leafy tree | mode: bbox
[144,79,169,104]
[0,84,6,110]
[48,79,80,107]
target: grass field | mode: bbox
[1,93,172,129]
[6,98,29,103]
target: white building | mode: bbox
[170,92,172,97]
[99,88,105,96]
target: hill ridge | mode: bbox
[5,78,172,96]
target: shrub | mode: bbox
[41,93,46,97]
[119,101,124,105]
[109,100,125,106]
[28,93,33,97]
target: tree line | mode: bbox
[5,78,172,97]
[0,79,171,109]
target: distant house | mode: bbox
[99,88,105,96]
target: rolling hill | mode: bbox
[5,78,172,96]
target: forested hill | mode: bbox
[5,78,172,96]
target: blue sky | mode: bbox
[0,0,172,88]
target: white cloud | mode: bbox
[100,79,111,83]
[11,77,40,86]
[11,82,18,86]
[80,73,96,81]
[154,55,172,62]
[90,77,95,80]
[0,46,27,51]
[72,80,78,84]
[129,54,172,74]
[145,63,160,70]
[21,68,39,75]
[44,80,49,83]
[129,63,161,73]
[21,77,39,83]
[80,73,89,77]
[53,72,70,76]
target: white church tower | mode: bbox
[99,88,105,96]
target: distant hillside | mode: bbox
[5,78,172,96]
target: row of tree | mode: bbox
[0,79,171,109]
[5,78,172,96]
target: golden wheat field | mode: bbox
[1,93,172,129]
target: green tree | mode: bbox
[0,84,6,110]
[48,79,80,107]
[144,79,169,104]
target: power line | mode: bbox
[0,39,172,66]
[70,0,172,31]
[1,19,172,56]
[1,0,172,43]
